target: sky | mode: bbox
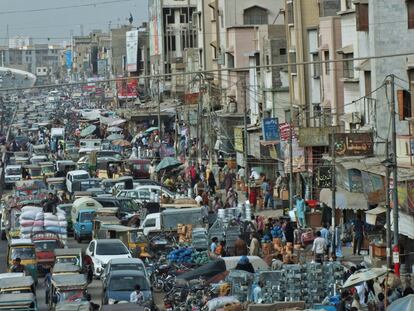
[0,0,149,45]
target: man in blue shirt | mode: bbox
[320,223,331,255]
[295,195,306,227]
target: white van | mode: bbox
[66,170,91,193]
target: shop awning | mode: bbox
[385,211,414,239]
[319,187,368,210]
[365,206,386,225]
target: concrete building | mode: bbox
[110,25,133,77]
[0,44,64,84]
[148,0,198,96]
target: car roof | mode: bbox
[5,165,21,169]
[94,238,124,244]
[108,270,146,277]
[10,239,33,246]
[109,258,144,265]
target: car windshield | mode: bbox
[49,183,65,191]
[58,290,85,303]
[28,168,42,177]
[130,232,147,243]
[73,173,90,180]
[96,242,129,256]
[79,212,95,222]
[109,275,149,291]
[6,168,21,175]
[34,240,58,252]
[111,263,144,273]
[119,200,139,213]
[11,247,36,259]
[41,166,54,174]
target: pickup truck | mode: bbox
[139,207,204,236]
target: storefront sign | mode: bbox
[249,132,261,159]
[234,127,244,153]
[316,166,333,188]
[279,123,305,173]
[298,127,333,147]
[362,172,385,204]
[331,132,374,157]
[262,118,280,142]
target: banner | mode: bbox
[262,118,279,142]
[278,123,305,173]
[126,30,139,72]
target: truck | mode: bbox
[139,207,204,236]
[71,197,103,243]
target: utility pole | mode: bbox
[331,125,337,258]
[243,78,249,197]
[288,110,294,210]
[385,139,392,268]
[197,74,203,164]
[390,74,400,275]
[156,78,161,139]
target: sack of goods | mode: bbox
[19,207,68,242]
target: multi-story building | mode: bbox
[0,44,64,84]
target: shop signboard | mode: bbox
[361,172,385,204]
[126,30,139,72]
[262,118,280,142]
[97,59,107,76]
[234,127,244,153]
[248,132,261,159]
[331,132,374,157]
[316,166,332,188]
[279,123,305,173]
[298,127,333,147]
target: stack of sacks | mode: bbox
[19,206,67,244]
[20,206,43,239]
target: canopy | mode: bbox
[80,125,96,137]
[112,139,131,147]
[343,268,387,288]
[144,127,159,134]
[387,294,414,311]
[155,157,182,172]
[177,259,226,281]
[108,126,123,132]
[107,133,124,141]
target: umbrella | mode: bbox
[112,139,131,147]
[144,127,159,134]
[343,268,387,288]
[107,126,123,132]
[80,125,96,137]
[387,294,414,311]
[155,157,182,172]
[108,118,126,127]
[106,133,124,141]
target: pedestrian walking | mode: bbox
[353,214,365,255]
[312,230,327,263]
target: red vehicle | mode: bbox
[128,159,151,179]
[31,232,64,274]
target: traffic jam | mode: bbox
[0,91,268,311]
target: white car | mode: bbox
[116,185,177,202]
[85,239,132,277]
[66,170,90,193]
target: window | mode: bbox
[312,53,321,78]
[345,0,353,10]
[397,89,412,120]
[407,0,414,29]
[343,53,354,79]
[287,1,294,24]
[324,51,330,75]
[355,3,369,31]
[226,53,234,68]
[164,8,175,24]
[88,242,95,253]
[144,218,156,227]
[243,6,268,25]
[289,51,297,74]
[280,48,286,55]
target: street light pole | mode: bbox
[288,110,294,210]
[331,126,336,259]
[385,139,392,268]
[389,74,400,275]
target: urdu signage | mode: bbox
[331,132,374,157]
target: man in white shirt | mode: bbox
[130,285,144,304]
[250,168,260,180]
[312,230,327,263]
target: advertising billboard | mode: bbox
[126,30,139,72]
[149,0,162,56]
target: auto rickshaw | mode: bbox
[0,293,38,311]
[92,208,121,238]
[0,275,36,295]
[54,248,82,268]
[40,162,55,178]
[7,239,38,284]
[23,165,43,180]
[96,224,151,259]
[52,263,81,275]
[127,159,151,179]
[3,206,21,240]
[55,301,91,311]
[32,144,49,156]
[49,274,88,310]
[47,177,66,194]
